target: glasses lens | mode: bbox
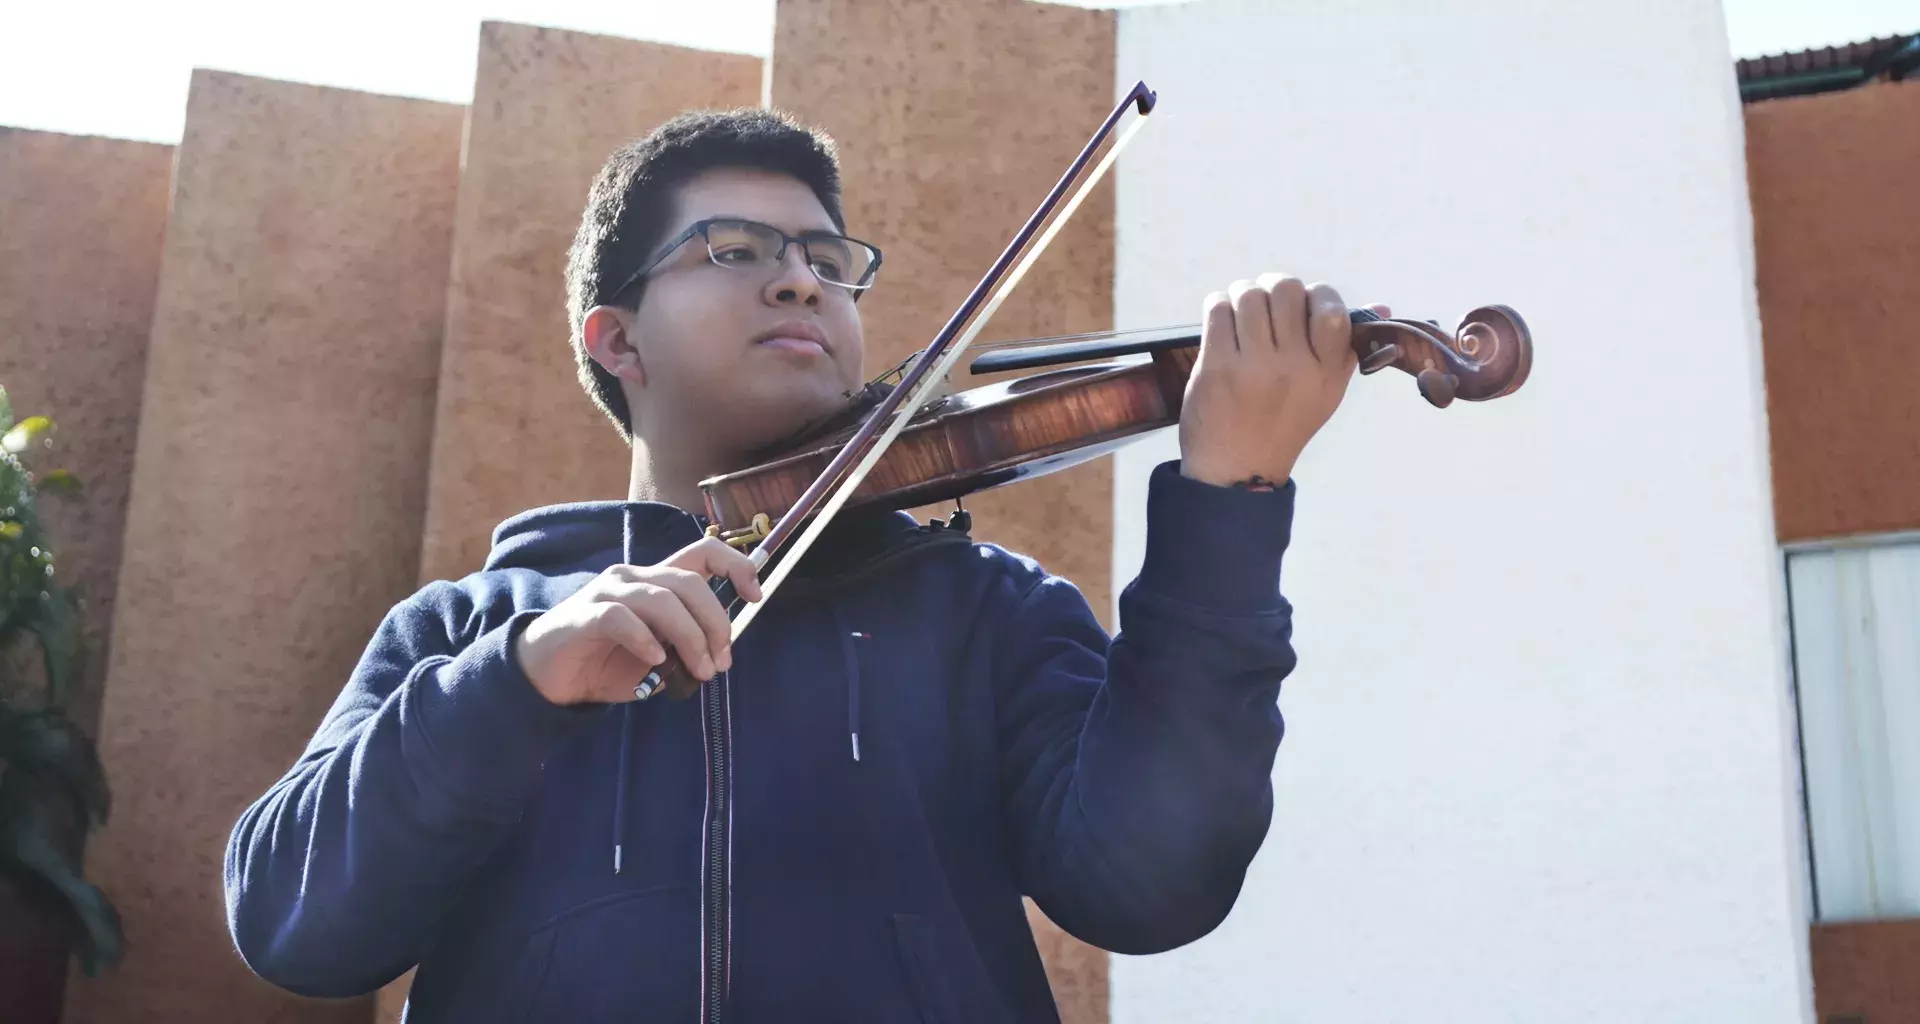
[704,220,783,268]
[803,236,870,286]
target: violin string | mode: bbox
[859,274,1177,390]
[872,349,918,386]
[731,107,1153,641]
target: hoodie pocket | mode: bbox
[893,913,963,1024]
[505,885,695,1023]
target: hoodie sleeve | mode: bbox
[223,582,604,997]
[993,459,1296,954]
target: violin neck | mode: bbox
[966,309,1387,376]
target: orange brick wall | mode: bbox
[1748,81,1920,542]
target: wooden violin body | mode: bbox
[699,305,1531,538]
[702,353,1186,535]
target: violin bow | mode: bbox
[722,81,1160,641]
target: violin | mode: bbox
[632,82,1533,702]
[699,306,1530,548]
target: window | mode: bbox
[1786,536,1920,921]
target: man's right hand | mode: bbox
[513,536,764,706]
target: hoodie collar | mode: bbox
[482,497,952,583]
[485,500,701,574]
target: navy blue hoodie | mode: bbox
[224,460,1297,1022]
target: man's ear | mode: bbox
[581,305,645,385]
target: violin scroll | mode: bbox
[1350,304,1531,408]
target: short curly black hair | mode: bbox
[563,108,845,441]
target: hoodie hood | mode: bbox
[480,496,971,594]
[484,500,697,574]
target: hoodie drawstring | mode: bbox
[613,704,634,874]
[832,605,863,763]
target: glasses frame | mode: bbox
[608,217,884,302]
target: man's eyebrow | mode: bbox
[701,216,844,239]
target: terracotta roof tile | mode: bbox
[1741,37,1884,81]
[1737,34,1920,101]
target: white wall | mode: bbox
[1109,1,1812,1020]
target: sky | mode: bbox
[0,0,1915,145]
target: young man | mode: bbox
[225,109,1374,1022]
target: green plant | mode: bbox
[0,385,122,977]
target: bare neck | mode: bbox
[629,416,748,514]
[626,435,722,517]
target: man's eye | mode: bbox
[713,246,760,263]
[810,257,847,279]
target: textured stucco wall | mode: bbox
[415,22,761,584]
[63,71,462,1024]
[1109,1,1811,1021]
[1747,81,1920,543]
[768,2,1118,1020]
[0,123,171,1024]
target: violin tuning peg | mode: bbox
[1417,368,1458,408]
[1359,341,1400,374]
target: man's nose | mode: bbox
[765,247,823,307]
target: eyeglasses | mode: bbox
[611,217,884,300]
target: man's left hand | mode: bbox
[1177,273,1387,489]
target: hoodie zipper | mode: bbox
[633,507,734,1022]
[700,665,732,1023]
